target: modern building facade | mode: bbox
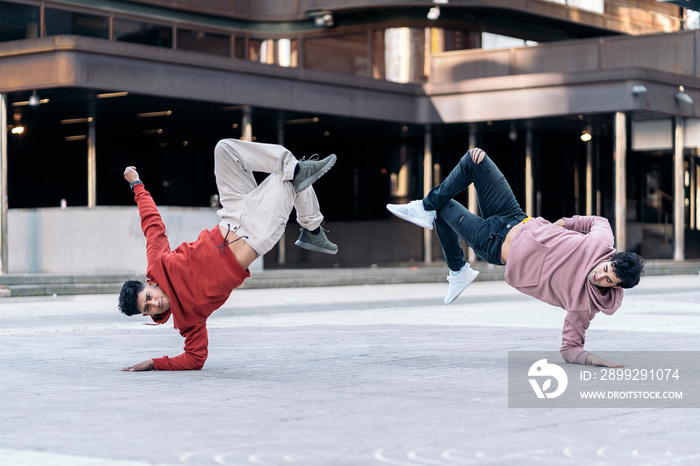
[1,0,699,273]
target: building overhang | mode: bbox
[1,35,699,128]
[0,35,421,124]
[421,67,700,124]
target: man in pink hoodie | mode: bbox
[387,148,645,367]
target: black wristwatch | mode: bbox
[130,180,143,192]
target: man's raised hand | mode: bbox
[123,166,140,183]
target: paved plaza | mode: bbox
[1,273,699,465]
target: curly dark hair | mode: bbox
[118,280,145,316]
[610,252,645,289]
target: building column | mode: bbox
[691,154,697,231]
[595,133,601,215]
[585,125,594,216]
[242,106,253,141]
[423,124,433,263]
[0,94,8,273]
[467,125,478,264]
[241,105,263,271]
[614,112,627,251]
[673,117,685,261]
[277,111,286,265]
[87,118,97,208]
[525,128,535,216]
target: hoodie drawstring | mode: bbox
[218,223,248,254]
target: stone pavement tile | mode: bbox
[0,277,699,465]
[0,449,181,466]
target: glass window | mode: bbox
[688,10,699,30]
[249,37,298,67]
[45,8,108,39]
[248,38,263,61]
[233,35,245,58]
[374,28,426,83]
[0,2,40,42]
[482,32,537,50]
[114,18,172,48]
[567,0,604,14]
[177,28,230,56]
[304,32,369,76]
[441,29,479,52]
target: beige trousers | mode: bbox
[214,139,324,256]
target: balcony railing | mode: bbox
[430,30,699,83]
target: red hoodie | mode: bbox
[504,216,623,365]
[133,183,250,370]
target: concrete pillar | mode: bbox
[277,111,286,265]
[574,155,580,214]
[614,112,627,251]
[467,126,478,264]
[87,118,97,208]
[423,125,433,263]
[0,94,7,273]
[241,105,263,271]
[585,126,593,216]
[696,156,700,231]
[595,135,601,216]
[242,106,253,142]
[673,117,685,261]
[525,128,534,216]
[691,155,697,230]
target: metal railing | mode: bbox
[642,188,673,244]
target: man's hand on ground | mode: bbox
[585,353,623,368]
[123,166,140,184]
[120,359,155,372]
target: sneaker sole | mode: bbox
[294,240,339,255]
[444,270,479,305]
[295,154,337,193]
[386,204,434,230]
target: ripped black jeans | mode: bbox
[423,151,528,271]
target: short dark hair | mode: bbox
[118,280,145,316]
[610,252,645,289]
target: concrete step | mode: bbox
[0,265,492,297]
[641,225,673,259]
[0,273,143,297]
[0,261,697,297]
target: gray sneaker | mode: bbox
[295,227,338,255]
[292,154,337,193]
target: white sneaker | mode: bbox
[386,200,436,230]
[444,264,480,305]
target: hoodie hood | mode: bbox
[586,281,624,315]
[149,309,172,324]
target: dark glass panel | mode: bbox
[114,18,172,47]
[45,8,108,39]
[0,2,40,42]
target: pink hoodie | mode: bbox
[504,216,624,365]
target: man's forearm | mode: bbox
[561,348,589,365]
[153,353,206,370]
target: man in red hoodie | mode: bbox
[118,139,337,371]
[387,147,645,367]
